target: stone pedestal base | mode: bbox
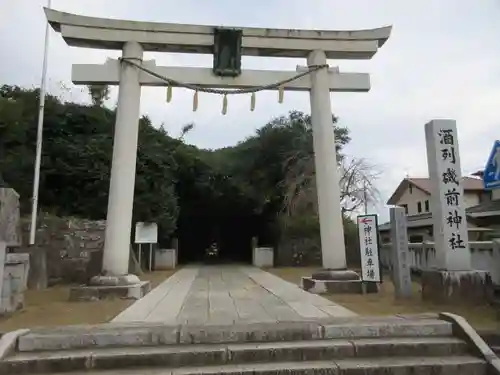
[253,247,274,268]
[421,269,492,305]
[155,249,177,270]
[301,269,379,294]
[69,274,151,302]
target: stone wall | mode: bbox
[19,214,106,285]
[380,240,500,285]
[0,189,107,289]
[1,252,30,315]
[0,188,28,315]
[0,188,21,247]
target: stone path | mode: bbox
[113,266,356,325]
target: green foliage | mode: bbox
[0,84,371,265]
[0,85,179,237]
[214,110,362,264]
[216,110,349,215]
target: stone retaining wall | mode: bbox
[0,188,21,247]
[19,214,106,285]
[380,240,500,285]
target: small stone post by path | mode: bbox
[389,207,412,298]
[422,119,490,304]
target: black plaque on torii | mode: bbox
[212,28,242,77]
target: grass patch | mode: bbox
[269,267,500,330]
[0,269,176,332]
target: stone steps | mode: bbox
[1,337,469,374]
[15,318,454,352]
[0,317,492,375]
[5,357,487,375]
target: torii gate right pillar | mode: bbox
[308,50,347,270]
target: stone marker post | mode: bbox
[422,119,490,304]
[389,207,412,298]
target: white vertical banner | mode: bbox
[357,214,381,282]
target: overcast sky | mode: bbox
[1,0,499,221]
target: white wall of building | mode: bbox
[394,186,430,216]
[394,185,481,217]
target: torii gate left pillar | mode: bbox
[45,8,391,293]
[102,41,143,276]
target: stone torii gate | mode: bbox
[45,8,391,291]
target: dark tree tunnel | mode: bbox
[171,159,278,264]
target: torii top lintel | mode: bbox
[45,8,392,60]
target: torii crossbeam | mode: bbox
[72,60,370,92]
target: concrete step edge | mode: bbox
[6,336,466,361]
[149,356,488,375]
[3,357,486,375]
[2,338,471,374]
[16,320,454,352]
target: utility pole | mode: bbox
[29,0,52,245]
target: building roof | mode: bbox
[386,177,484,205]
[466,199,500,218]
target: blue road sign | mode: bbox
[483,140,500,190]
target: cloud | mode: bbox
[1,0,499,222]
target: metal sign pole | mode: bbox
[138,243,142,270]
[149,243,153,272]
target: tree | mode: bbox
[221,110,350,214]
[87,85,110,107]
[239,110,380,266]
[0,85,179,237]
[279,152,380,266]
[282,156,381,218]
[179,123,195,141]
[339,158,381,213]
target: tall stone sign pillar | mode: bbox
[425,119,471,271]
[422,119,490,304]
